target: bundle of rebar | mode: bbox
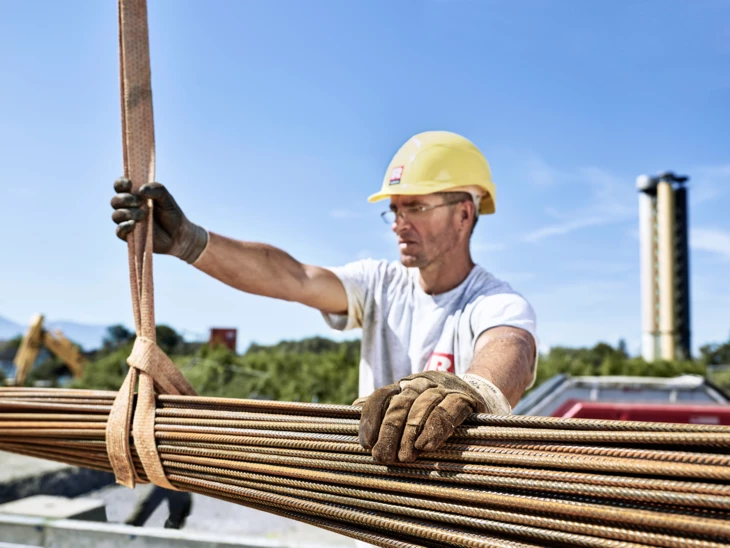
[2,387,730,548]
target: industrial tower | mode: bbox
[636,172,691,362]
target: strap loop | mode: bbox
[105,0,198,491]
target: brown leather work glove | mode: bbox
[111,178,208,264]
[358,371,507,464]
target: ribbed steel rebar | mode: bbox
[2,387,730,547]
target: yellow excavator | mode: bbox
[12,314,87,385]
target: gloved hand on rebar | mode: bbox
[358,371,510,464]
[111,178,208,264]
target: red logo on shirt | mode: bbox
[425,353,455,373]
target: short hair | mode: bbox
[436,191,479,234]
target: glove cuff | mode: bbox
[459,374,512,415]
[179,223,209,265]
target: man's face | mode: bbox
[388,194,465,268]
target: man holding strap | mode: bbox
[110,130,537,468]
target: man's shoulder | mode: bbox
[342,258,406,275]
[330,258,410,287]
[461,267,537,338]
[467,266,535,315]
[468,265,519,296]
[379,259,413,286]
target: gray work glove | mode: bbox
[111,178,208,264]
[358,371,508,464]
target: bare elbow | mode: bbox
[472,326,536,405]
[512,333,537,393]
[279,272,310,303]
[287,264,348,314]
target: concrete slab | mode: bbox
[0,495,106,522]
[0,515,354,547]
[0,514,44,546]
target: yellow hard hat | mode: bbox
[368,131,496,215]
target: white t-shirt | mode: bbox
[322,259,538,398]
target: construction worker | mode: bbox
[125,485,192,530]
[110,131,537,467]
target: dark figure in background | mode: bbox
[125,486,192,529]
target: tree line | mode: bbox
[1,325,729,404]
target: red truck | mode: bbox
[514,374,730,424]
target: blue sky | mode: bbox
[1,0,728,355]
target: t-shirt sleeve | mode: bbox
[321,259,383,331]
[470,292,540,386]
[471,293,537,342]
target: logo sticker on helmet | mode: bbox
[389,166,404,186]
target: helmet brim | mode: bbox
[368,188,496,215]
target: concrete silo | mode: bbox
[636,172,690,362]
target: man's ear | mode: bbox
[461,201,475,224]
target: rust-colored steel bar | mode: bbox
[176,468,727,548]
[3,387,730,547]
[453,426,730,446]
[170,474,544,548]
[177,472,661,548]
[467,413,730,433]
[439,441,730,467]
[186,486,438,548]
[158,395,361,417]
[155,444,730,504]
[156,408,360,424]
[0,414,110,421]
[159,457,730,539]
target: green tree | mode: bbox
[181,344,237,394]
[73,332,728,403]
[26,353,71,387]
[3,336,23,351]
[156,325,184,355]
[177,337,360,404]
[531,340,707,393]
[699,334,730,366]
[103,324,134,350]
[73,342,132,391]
[617,339,629,359]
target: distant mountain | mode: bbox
[0,316,23,342]
[45,320,110,352]
[0,315,109,351]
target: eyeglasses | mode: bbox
[380,199,467,225]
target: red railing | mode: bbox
[552,400,730,425]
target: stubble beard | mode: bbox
[399,233,457,271]
[399,249,429,269]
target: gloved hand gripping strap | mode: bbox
[105,0,198,491]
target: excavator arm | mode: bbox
[13,314,87,385]
[43,329,86,378]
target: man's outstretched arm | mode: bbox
[193,232,348,315]
[111,178,348,315]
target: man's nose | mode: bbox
[392,214,409,233]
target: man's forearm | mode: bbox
[192,232,347,313]
[193,232,305,299]
[467,327,536,408]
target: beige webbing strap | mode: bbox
[106,0,197,490]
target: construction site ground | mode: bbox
[85,483,354,546]
[0,451,354,547]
